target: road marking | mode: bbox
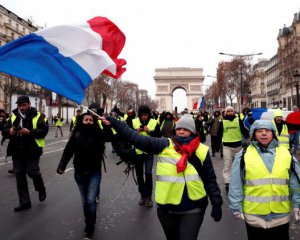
[0,160,12,166]
[45,139,68,147]
[43,148,64,154]
[65,167,74,172]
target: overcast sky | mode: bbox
[1,0,300,110]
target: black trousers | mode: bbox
[245,222,289,240]
[12,155,45,205]
[134,154,153,198]
[211,135,222,154]
[157,208,205,240]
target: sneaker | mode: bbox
[145,198,153,207]
[138,197,146,205]
[8,169,15,174]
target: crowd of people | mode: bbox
[1,95,300,240]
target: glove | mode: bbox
[233,212,244,220]
[294,208,300,223]
[211,206,222,222]
[247,111,252,117]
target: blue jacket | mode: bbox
[229,139,300,221]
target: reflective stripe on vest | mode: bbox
[222,118,242,143]
[243,145,291,215]
[11,112,45,147]
[132,118,157,154]
[272,120,289,149]
[155,139,209,205]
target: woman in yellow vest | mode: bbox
[229,120,300,240]
[273,108,290,149]
[101,114,223,240]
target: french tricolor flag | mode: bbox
[0,17,126,104]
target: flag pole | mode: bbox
[80,104,101,118]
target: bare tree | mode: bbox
[0,74,24,113]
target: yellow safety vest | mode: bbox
[160,120,175,131]
[155,140,209,205]
[97,119,103,130]
[272,120,289,149]
[55,117,63,127]
[222,117,242,143]
[243,145,291,215]
[11,112,45,147]
[71,116,77,130]
[132,118,157,154]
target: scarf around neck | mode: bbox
[172,135,200,173]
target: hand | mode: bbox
[233,212,244,220]
[294,208,300,223]
[18,128,30,135]
[57,169,64,175]
[9,127,17,135]
[247,111,252,117]
[211,205,222,222]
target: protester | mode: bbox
[112,105,136,128]
[102,114,222,240]
[70,109,82,134]
[57,112,106,239]
[229,120,300,240]
[160,111,175,138]
[2,95,48,212]
[195,114,206,143]
[207,110,223,157]
[218,106,249,192]
[273,108,289,149]
[54,114,63,137]
[288,105,299,154]
[132,105,161,207]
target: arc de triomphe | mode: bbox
[154,68,205,112]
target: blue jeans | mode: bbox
[74,170,101,234]
[135,154,154,198]
[289,131,299,152]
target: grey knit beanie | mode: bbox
[175,114,196,133]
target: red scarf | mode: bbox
[173,136,200,173]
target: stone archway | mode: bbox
[154,67,205,112]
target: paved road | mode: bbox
[0,126,299,239]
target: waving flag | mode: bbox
[197,96,205,110]
[243,108,292,130]
[0,17,126,104]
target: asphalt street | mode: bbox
[0,125,299,239]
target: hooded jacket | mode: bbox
[229,120,300,223]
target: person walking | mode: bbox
[54,114,63,137]
[229,120,300,240]
[218,106,249,192]
[57,112,106,239]
[2,95,48,211]
[132,105,161,207]
[273,108,289,150]
[160,111,175,138]
[206,110,223,158]
[70,109,82,134]
[288,105,299,154]
[102,114,223,240]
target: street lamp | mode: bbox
[294,70,300,107]
[219,52,262,110]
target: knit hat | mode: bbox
[273,108,283,118]
[175,114,196,133]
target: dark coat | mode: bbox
[57,120,106,174]
[3,107,48,158]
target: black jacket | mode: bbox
[107,116,222,210]
[3,107,48,158]
[57,125,106,174]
